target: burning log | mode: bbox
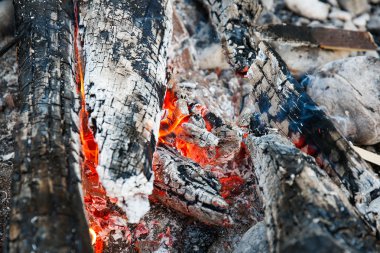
[80,0,173,223]
[204,0,380,233]
[6,0,92,252]
[152,145,232,226]
[246,134,380,252]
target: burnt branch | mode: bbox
[152,145,232,226]
[80,0,173,222]
[246,134,380,252]
[203,0,380,233]
[6,0,92,252]
[248,41,380,232]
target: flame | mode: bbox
[89,228,97,245]
[157,87,245,199]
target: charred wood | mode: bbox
[246,134,380,253]
[6,1,92,252]
[152,145,232,226]
[248,41,380,233]
[204,0,380,233]
[80,0,173,222]
[254,24,378,51]
[200,0,262,71]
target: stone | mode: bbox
[328,8,352,21]
[285,0,330,21]
[233,222,269,253]
[337,0,370,16]
[353,13,370,30]
[327,0,339,7]
[344,20,358,30]
[367,13,380,35]
[306,56,380,145]
[271,42,352,78]
[0,0,14,39]
[260,0,274,11]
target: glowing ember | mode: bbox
[157,86,245,200]
[220,175,245,199]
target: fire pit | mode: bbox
[1,0,380,252]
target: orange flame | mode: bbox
[89,228,97,245]
[157,87,245,199]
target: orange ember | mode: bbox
[158,87,245,199]
[220,175,245,199]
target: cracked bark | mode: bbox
[5,1,92,252]
[204,0,380,233]
[80,0,172,223]
[200,0,262,71]
[152,145,232,226]
[246,134,380,253]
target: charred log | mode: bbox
[248,41,380,232]
[204,0,380,232]
[5,1,92,252]
[246,134,380,253]
[80,0,172,222]
[152,145,232,226]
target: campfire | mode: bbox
[1,0,380,252]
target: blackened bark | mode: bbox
[6,1,92,252]
[246,134,380,253]
[80,0,172,222]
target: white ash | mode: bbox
[96,165,154,223]
[197,43,230,70]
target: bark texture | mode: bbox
[200,0,262,70]
[153,145,232,226]
[6,1,92,252]
[80,0,172,223]
[204,0,380,232]
[246,134,379,253]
